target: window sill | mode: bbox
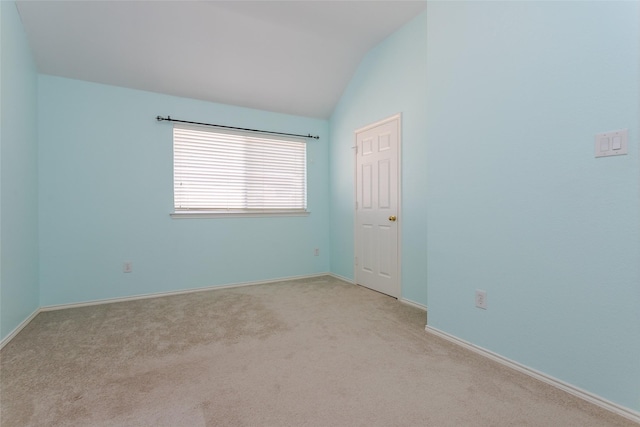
[170,210,310,219]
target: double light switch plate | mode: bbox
[595,129,628,158]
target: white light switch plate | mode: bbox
[595,129,628,157]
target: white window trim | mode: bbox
[170,210,310,219]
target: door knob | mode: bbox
[388,215,397,222]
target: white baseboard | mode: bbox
[40,273,331,312]
[0,308,41,351]
[328,272,354,284]
[1,273,331,349]
[399,298,427,311]
[425,325,640,424]
[328,274,427,313]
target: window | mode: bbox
[172,125,307,216]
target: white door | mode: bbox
[355,114,400,298]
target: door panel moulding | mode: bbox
[354,113,402,299]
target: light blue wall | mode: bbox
[329,11,428,306]
[0,1,40,340]
[425,1,640,411]
[5,0,640,414]
[38,76,330,306]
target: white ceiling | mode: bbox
[16,1,427,119]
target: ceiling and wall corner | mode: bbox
[15,0,427,119]
[328,9,428,307]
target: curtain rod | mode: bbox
[156,116,320,140]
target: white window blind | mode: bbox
[173,125,307,213]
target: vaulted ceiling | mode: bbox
[16,1,427,119]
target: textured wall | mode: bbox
[38,76,330,306]
[425,1,640,411]
[329,11,428,306]
[0,1,40,340]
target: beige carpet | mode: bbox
[0,276,636,426]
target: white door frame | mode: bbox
[354,113,402,297]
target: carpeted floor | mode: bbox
[0,276,636,426]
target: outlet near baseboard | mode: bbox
[475,290,487,309]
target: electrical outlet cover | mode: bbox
[475,290,487,309]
